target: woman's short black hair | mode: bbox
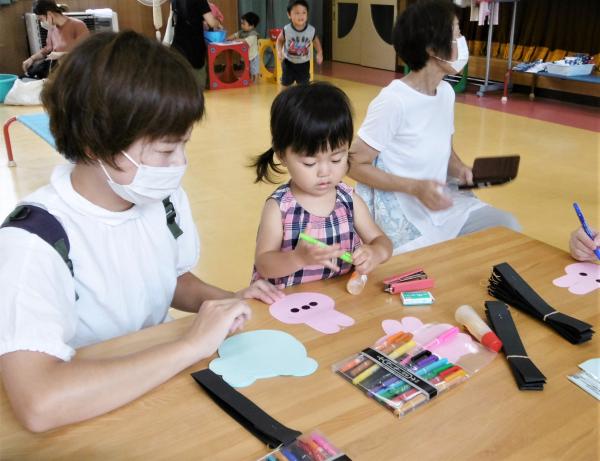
[253,81,354,183]
[287,0,309,13]
[41,31,204,168]
[241,12,259,27]
[393,0,460,71]
[33,0,68,15]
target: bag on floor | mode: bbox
[3,78,45,105]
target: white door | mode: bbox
[360,0,397,70]
[332,0,361,65]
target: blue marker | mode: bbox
[573,202,600,260]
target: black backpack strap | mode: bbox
[1,205,74,277]
[163,196,183,239]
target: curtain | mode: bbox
[458,0,600,64]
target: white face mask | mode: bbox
[99,151,187,205]
[39,15,53,30]
[436,35,469,74]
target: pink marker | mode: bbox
[421,326,460,350]
[399,327,459,366]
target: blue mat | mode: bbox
[17,113,55,149]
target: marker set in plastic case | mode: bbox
[333,321,497,417]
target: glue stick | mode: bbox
[346,272,367,295]
[454,304,502,352]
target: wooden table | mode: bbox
[1,228,598,460]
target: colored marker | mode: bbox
[573,202,600,260]
[399,327,459,366]
[384,360,453,400]
[298,232,353,264]
[421,326,460,350]
[339,331,409,373]
[311,433,338,457]
[280,447,298,461]
[377,358,450,399]
[352,340,416,384]
[346,334,412,378]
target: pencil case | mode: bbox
[333,320,497,417]
[256,430,349,461]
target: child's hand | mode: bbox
[183,298,252,360]
[352,244,382,275]
[316,52,323,65]
[294,238,346,272]
[569,227,600,262]
[236,280,285,304]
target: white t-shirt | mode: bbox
[0,164,199,361]
[357,79,485,253]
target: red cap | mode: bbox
[481,331,503,352]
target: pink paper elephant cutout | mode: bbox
[553,262,600,295]
[269,292,355,334]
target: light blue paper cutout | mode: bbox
[209,330,318,387]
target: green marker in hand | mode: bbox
[298,232,353,264]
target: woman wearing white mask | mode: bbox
[0,31,283,432]
[349,0,519,255]
[22,1,89,78]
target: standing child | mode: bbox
[276,0,323,86]
[251,82,392,288]
[227,12,260,82]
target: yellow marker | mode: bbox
[352,340,416,385]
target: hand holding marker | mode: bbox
[573,202,600,260]
[298,230,368,294]
[298,231,353,263]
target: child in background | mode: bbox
[251,82,392,289]
[227,12,260,82]
[276,0,323,86]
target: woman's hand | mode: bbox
[183,298,252,360]
[22,57,34,73]
[412,179,453,210]
[454,164,473,186]
[569,227,600,262]
[235,280,285,304]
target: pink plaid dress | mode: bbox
[252,182,362,288]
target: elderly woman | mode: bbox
[22,1,89,78]
[349,0,519,255]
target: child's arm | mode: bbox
[255,199,347,278]
[313,36,323,65]
[351,194,392,274]
[276,31,285,61]
[226,31,238,41]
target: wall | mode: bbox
[0,0,237,74]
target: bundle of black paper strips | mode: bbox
[485,301,546,390]
[487,262,594,344]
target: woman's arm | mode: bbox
[348,137,452,211]
[0,298,251,433]
[447,144,473,185]
[202,11,221,30]
[172,271,283,310]
[351,194,392,273]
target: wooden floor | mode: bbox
[1,73,598,294]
